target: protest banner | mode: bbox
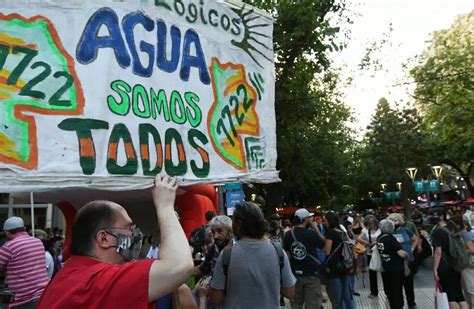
[0,0,278,192]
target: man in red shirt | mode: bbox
[38,175,193,309]
[0,216,49,308]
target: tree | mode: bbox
[410,11,474,195]
[242,0,357,208]
[355,98,432,215]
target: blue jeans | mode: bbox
[328,275,353,309]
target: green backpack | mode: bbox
[441,227,473,272]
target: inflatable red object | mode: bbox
[57,185,219,258]
[55,201,77,261]
[176,185,219,238]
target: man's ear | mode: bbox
[96,230,114,248]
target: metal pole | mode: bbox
[426,181,431,209]
[30,192,35,237]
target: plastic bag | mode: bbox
[369,246,383,272]
[435,281,449,309]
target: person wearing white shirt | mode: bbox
[357,215,381,298]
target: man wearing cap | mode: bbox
[284,208,326,309]
[0,216,49,308]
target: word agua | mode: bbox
[58,118,210,178]
[76,7,210,84]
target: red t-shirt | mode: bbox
[37,255,155,309]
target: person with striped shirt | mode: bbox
[0,216,49,308]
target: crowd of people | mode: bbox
[0,176,472,308]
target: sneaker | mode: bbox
[368,294,378,299]
[352,291,360,296]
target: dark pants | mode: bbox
[11,299,38,309]
[367,255,378,296]
[403,262,416,306]
[382,271,404,309]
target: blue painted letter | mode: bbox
[180,29,210,85]
[123,11,155,77]
[76,7,130,68]
[156,20,181,73]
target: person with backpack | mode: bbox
[283,208,326,309]
[322,212,353,309]
[205,202,296,308]
[460,218,474,308]
[387,213,419,309]
[432,215,469,309]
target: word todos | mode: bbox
[58,118,210,178]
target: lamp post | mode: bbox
[431,165,443,201]
[406,168,417,181]
[454,176,467,199]
[396,182,402,191]
[405,167,424,209]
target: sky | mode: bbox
[334,0,474,135]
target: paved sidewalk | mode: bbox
[284,259,436,308]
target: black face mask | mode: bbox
[106,228,143,261]
[394,224,401,230]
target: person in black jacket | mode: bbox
[377,219,407,309]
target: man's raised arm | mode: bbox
[148,175,193,302]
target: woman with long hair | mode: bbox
[352,214,363,237]
[357,215,381,298]
[323,212,352,308]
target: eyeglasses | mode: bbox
[106,224,136,233]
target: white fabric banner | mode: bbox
[0,0,278,192]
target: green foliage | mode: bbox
[356,98,433,197]
[410,11,474,167]
[243,0,356,207]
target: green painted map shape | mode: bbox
[207,57,260,172]
[0,13,84,169]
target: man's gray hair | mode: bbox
[209,215,232,232]
[380,219,395,234]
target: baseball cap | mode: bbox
[295,209,314,220]
[3,216,24,231]
[271,214,281,220]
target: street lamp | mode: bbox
[406,167,417,181]
[431,165,444,200]
[396,182,402,191]
[431,165,443,180]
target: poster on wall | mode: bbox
[0,0,279,192]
